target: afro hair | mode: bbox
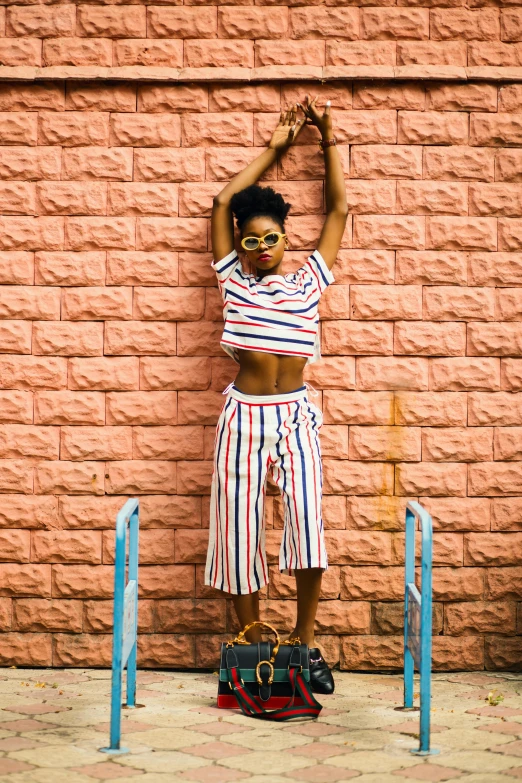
[230,184,292,235]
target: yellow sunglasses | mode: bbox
[241,231,287,251]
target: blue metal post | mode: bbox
[403,500,439,757]
[100,498,139,755]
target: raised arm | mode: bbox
[299,95,348,271]
[211,105,306,263]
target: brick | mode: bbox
[425,286,495,321]
[0,216,63,252]
[255,40,325,67]
[0,252,33,285]
[357,357,428,391]
[334,111,397,145]
[133,149,206,184]
[395,392,467,426]
[105,460,176,494]
[61,426,132,461]
[0,181,35,215]
[469,391,522,426]
[320,425,348,459]
[0,286,58,321]
[465,532,522,565]
[0,84,64,112]
[138,634,195,668]
[323,391,393,425]
[108,183,178,218]
[396,251,467,285]
[77,6,145,38]
[103,529,174,566]
[485,636,522,670]
[155,599,225,633]
[326,41,396,66]
[0,38,41,67]
[0,529,30,562]
[136,217,206,252]
[351,285,421,320]
[427,84,498,113]
[323,460,394,496]
[497,289,522,321]
[325,531,393,565]
[353,83,424,111]
[0,495,57,530]
[486,567,522,599]
[0,633,52,666]
[32,531,101,564]
[397,41,467,66]
[58,495,129,530]
[494,428,522,461]
[0,425,59,460]
[139,565,194,598]
[65,216,135,251]
[114,39,183,68]
[397,182,467,216]
[107,251,178,286]
[471,113,522,147]
[502,9,522,42]
[36,182,107,218]
[351,145,422,179]
[468,324,522,357]
[6,5,75,38]
[110,113,180,148]
[0,564,51,598]
[396,462,466,496]
[53,633,112,667]
[430,357,500,392]
[33,322,103,357]
[12,599,82,633]
[499,84,522,113]
[66,84,136,113]
[140,357,209,391]
[502,359,522,391]
[432,636,484,671]
[177,321,223,357]
[176,460,212,495]
[37,252,104,288]
[343,181,396,216]
[35,461,104,495]
[43,37,112,67]
[423,427,493,462]
[470,184,522,218]
[52,564,113,599]
[304,356,355,391]
[0,113,37,147]
[468,462,522,496]
[361,8,428,40]
[341,635,402,671]
[148,6,216,38]
[495,149,522,182]
[133,287,203,321]
[39,113,109,148]
[469,252,522,287]
[133,425,203,460]
[420,497,491,533]
[0,321,31,354]
[395,321,466,356]
[393,531,463,567]
[0,459,32,493]
[35,391,104,426]
[322,321,393,356]
[105,322,176,356]
[106,391,176,426]
[0,357,66,390]
[138,85,208,114]
[427,217,496,251]
[69,357,139,391]
[83,599,154,633]
[432,9,499,41]
[350,426,421,462]
[63,147,133,181]
[469,42,522,67]
[346,496,406,532]
[424,146,495,181]
[354,215,424,250]
[433,567,484,601]
[62,287,132,322]
[398,111,468,146]
[499,219,522,252]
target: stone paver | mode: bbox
[0,670,519,781]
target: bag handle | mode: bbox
[225,645,322,722]
[228,622,280,685]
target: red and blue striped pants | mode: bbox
[205,384,328,595]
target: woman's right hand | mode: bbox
[268,103,305,153]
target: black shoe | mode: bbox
[308,647,335,694]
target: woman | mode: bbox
[204,95,348,694]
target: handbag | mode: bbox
[217,621,322,721]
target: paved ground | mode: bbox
[0,668,521,782]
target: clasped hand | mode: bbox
[268,93,333,153]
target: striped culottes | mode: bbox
[204,384,328,595]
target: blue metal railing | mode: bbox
[403,500,439,756]
[100,498,139,755]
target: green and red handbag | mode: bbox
[217,621,322,720]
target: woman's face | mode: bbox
[241,216,287,276]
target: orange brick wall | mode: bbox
[0,64,521,671]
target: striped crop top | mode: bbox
[211,247,334,365]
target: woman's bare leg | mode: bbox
[289,567,323,647]
[231,591,262,642]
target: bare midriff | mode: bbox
[234,349,308,395]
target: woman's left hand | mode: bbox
[268,103,306,152]
[298,94,333,139]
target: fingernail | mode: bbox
[326,100,331,107]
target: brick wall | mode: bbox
[0,50,521,670]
